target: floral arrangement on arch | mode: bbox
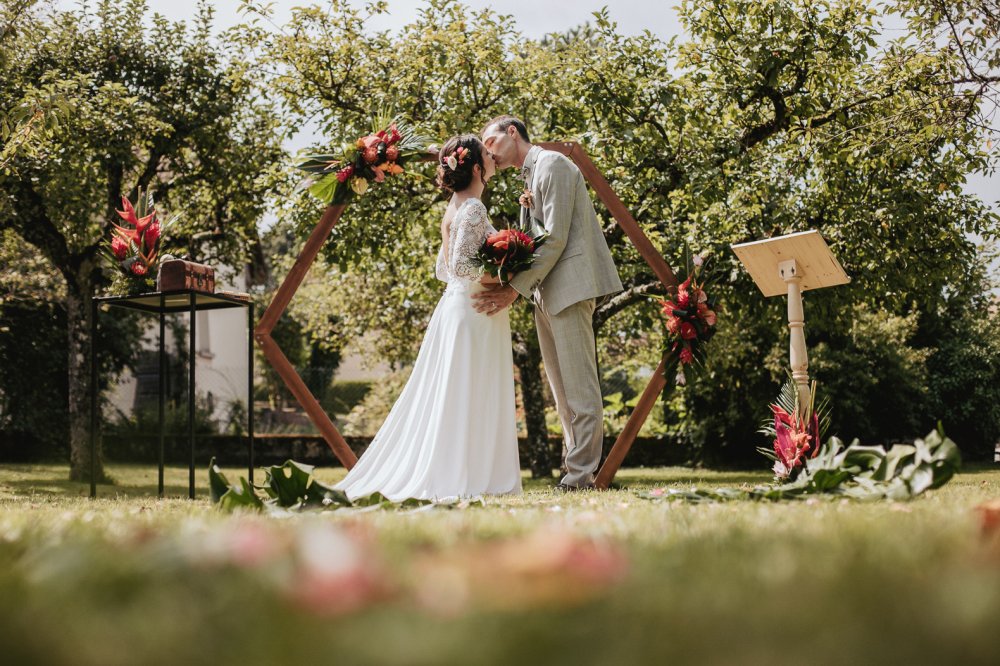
[104,188,173,295]
[660,253,719,385]
[296,113,429,205]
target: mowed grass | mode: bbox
[1,462,999,666]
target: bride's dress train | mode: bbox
[335,198,522,501]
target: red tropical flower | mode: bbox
[676,277,692,309]
[384,123,402,145]
[144,221,160,250]
[679,347,694,364]
[111,236,128,259]
[336,164,354,183]
[679,321,697,340]
[131,261,148,276]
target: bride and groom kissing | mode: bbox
[335,115,623,500]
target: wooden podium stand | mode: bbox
[731,231,849,406]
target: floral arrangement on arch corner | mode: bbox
[104,188,175,296]
[659,252,720,386]
[295,112,430,205]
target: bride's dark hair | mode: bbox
[435,134,487,194]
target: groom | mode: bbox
[475,115,623,490]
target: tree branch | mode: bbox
[593,279,665,330]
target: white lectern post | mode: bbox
[731,230,850,408]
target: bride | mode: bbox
[335,134,523,501]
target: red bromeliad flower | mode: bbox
[111,236,128,260]
[770,404,820,478]
[676,277,692,309]
[145,221,160,251]
[336,164,355,183]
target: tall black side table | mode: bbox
[90,290,254,499]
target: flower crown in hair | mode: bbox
[445,146,470,171]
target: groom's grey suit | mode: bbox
[509,145,623,487]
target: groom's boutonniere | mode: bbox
[518,188,534,209]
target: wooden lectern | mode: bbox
[731,230,850,407]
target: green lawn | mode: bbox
[1,462,999,666]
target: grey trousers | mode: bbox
[534,295,603,487]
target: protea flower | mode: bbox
[131,261,148,276]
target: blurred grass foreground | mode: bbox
[1,463,1000,665]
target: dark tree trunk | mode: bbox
[513,329,553,479]
[66,268,108,483]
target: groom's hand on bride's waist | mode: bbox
[473,284,518,316]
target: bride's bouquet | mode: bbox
[475,226,547,285]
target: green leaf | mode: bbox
[218,477,265,512]
[208,457,231,504]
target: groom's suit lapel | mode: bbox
[520,146,543,235]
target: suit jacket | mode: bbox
[509,146,623,315]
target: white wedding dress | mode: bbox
[335,198,522,501]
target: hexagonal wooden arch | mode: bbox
[254,142,678,489]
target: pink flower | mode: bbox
[665,315,681,334]
[385,145,399,162]
[679,322,697,340]
[679,347,694,364]
[131,262,148,276]
[111,236,128,259]
[692,254,704,267]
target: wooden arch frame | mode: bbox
[254,142,678,489]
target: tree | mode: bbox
[243,0,999,468]
[0,0,286,480]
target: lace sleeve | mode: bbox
[435,244,447,282]
[449,200,489,281]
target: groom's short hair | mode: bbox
[483,115,530,142]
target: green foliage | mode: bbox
[926,298,1000,460]
[0,297,142,460]
[208,457,455,512]
[800,306,931,443]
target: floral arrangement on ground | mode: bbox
[639,380,961,502]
